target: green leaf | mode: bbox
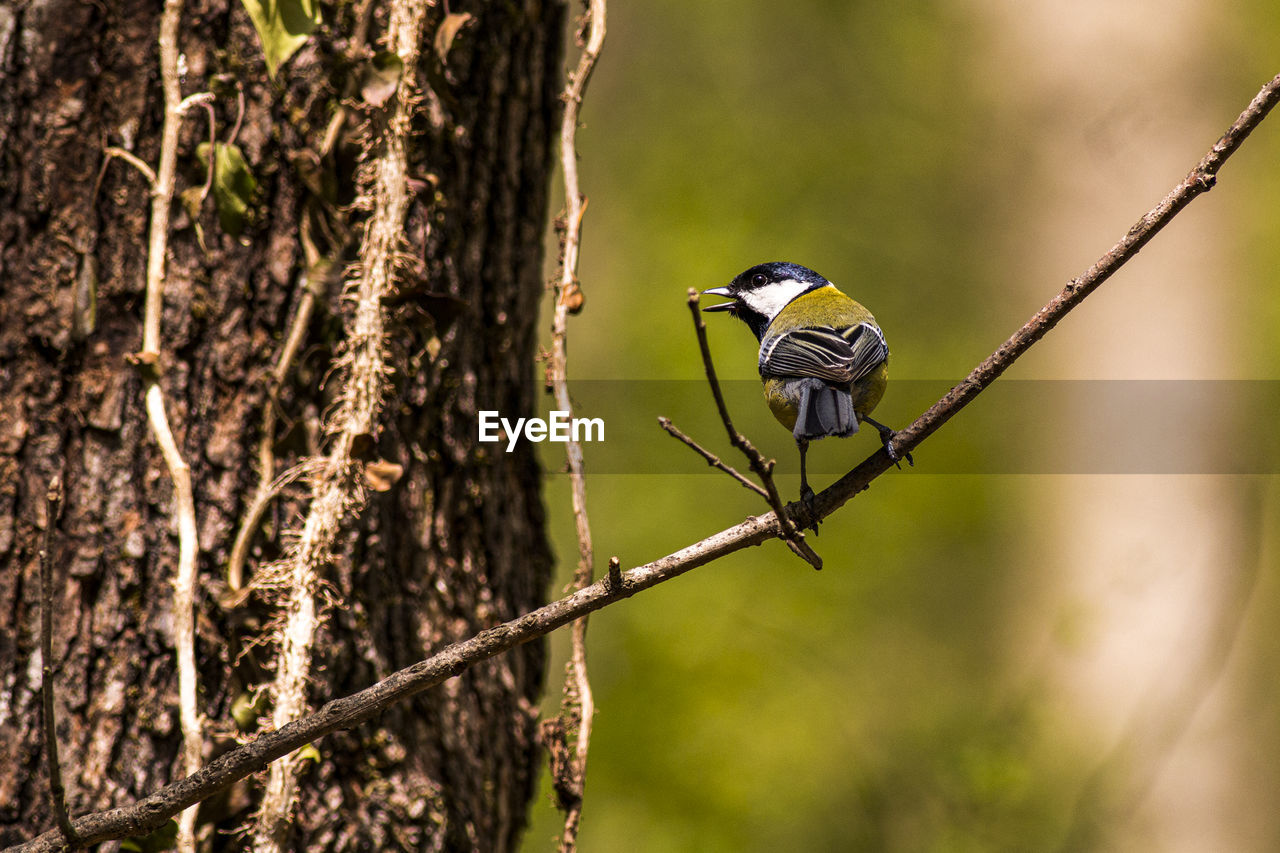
[196,142,259,237]
[230,689,269,731]
[121,818,180,853]
[240,0,321,78]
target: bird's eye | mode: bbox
[751,273,767,287]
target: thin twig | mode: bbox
[544,0,607,848]
[684,290,823,570]
[195,99,217,204]
[13,70,1280,853]
[223,462,316,602]
[39,477,76,847]
[136,1,203,849]
[102,147,157,188]
[657,416,768,498]
[225,220,323,594]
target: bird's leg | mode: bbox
[799,439,814,502]
[863,416,913,468]
[798,439,820,535]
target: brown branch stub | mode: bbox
[606,556,622,593]
[39,476,77,847]
[12,71,1280,853]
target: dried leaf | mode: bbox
[434,12,473,64]
[364,460,404,492]
[349,432,376,461]
[562,281,585,314]
[361,51,405,107]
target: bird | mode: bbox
[701,261,905,504]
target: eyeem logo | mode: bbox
[478,411,604,452]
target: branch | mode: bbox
[39,477,76,847]
[808,71,1280,526]
[543,0,607,848]
[225,9,362,595]
[12,69,1280,853]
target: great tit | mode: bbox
[701,261,901,501]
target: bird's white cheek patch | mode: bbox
[740,279,812,319]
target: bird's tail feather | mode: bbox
[793,379,858,441]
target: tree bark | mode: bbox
[0,0,563,849]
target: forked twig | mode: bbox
[679,289,823,570]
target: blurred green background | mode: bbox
[524,2,1280,850]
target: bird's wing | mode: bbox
[760,322,888,385]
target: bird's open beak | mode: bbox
[700,286,736,312]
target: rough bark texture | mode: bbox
[0,0,563,849]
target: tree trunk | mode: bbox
[0,0,563,849]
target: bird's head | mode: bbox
[701,261,831,340]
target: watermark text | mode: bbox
[478,410,604,452]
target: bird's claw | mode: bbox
[799,484,820,536]
[884,436,914,469]
[866,417,913,469]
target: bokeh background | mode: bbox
[524,2,1280,850]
